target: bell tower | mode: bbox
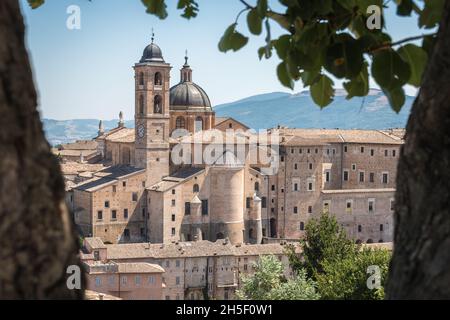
[134,33,171,186]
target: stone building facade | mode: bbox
[67,37,404,245]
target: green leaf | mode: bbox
[397,44,428,87]
[396,0,413,16]
[310,75,334,108]
[257,0,268,17]
[383,87,406,113]
[218,24,249,52]
[343,63,369,99]
[142,0,168,19]
[277,62,294,90]
[419,0,445,29]
[274,35,291,60]
[28,0,45,9]
[324,35,363,79]
[247,9,263,35]
[267,12,291,30]
[301,70,320,86]
[371,49,411,90]
[177,0,199,19]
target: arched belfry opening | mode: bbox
[154,72,162,86]
[154,95,162,114]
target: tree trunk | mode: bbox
[0,0,82,299]
[386,2,450,299]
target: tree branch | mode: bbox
[369,33,437,53]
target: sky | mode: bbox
[20,0,423,120]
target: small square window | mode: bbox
[112,185,117,193]
[344,146,348,152]
[123,208,128,219]
[361,146,365,153]
[104,201,110,208]
[132,192,138,201]
[123,181,127,187]
[370,149,375,156]
[293,207,298,214]
[97,211,103,220]
[308,206,312,214]
[171,228,176,236]
[172,189,176,195]
[111,210,117,220]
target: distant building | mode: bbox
[66,36,404,245]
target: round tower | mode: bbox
[209,151,245,244]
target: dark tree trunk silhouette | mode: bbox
[386,2,450,299]
[0,0,82,299]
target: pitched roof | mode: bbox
[104,128,135,143]
[74,165,145,192]
[148,167,205,192]
[60,140,98,150]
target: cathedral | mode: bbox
[66,37,404,246]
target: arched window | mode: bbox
[139,95,144,114]
[154,95,162,114]
[193,184,199,193]
[195,116,203,132]
[138,72,144,86]
[154,72,162,86]
[254,182,259,192]
[176,116,186,129]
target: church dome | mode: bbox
[170,82,212,111]
[170,55,212,111]
[140,42,164,63]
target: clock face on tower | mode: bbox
[137,124,145,139]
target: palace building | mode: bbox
[65,37,404,246]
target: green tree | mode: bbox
[236,255,319,300]
[288,213,355,279]
[316,248,391,300]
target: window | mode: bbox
[359,171,365,183]
[138,72,144,86]
[352,164,356,171]
[171,228,176,236]
[171,214,176,222]
[175,116,185,129]
[271,185,275,191]
[390,198,395,211]
[344,146,348,152]
[315,148,318,154]
[121,276,127,285]
[346,200,353,213]
[172,189,176,195]
[135,275,141,286]
[254,182,259,192]
[382,173,389,184]
[108,276,115,286]
[361,146,365,153]
[154,95,162,114]
[132,192,138,201]
[294,163,298,170]
[299,148,302,154]
[176,277,180,285]
[309,163,313,170]
[380,224,384,232]
[154,72,162,86]
[370,149,375,156]
[246,197,251,209]
[392,149,396,157]
[93,250,100,261]
[307,148,311,154]
[261,197,267,208]
[97,211,103,220]
[95,277,102,287]
[112,185,117,193]
[142,181,146,187]
[195,116,203,132]
[280,156,284,162]
[202,200,208,215]
[111,210,117,220]
[228,123,233,128]
[307,179,315,191]
[385,150,388,157]
[325,171,330,182]
[294,206,298,214]
[104,201,110,208]
[171,199,176,206]
[370,172,375,183]
[343,170,349,181]
[358,225,362,233]
[123,181,126,187]
[139,95,144,114]
[300,222,305,231]
[291,148,294,154]
[148,276,155,284]
[123,229,130,239]
[368,199,375,213]
[123,209,128,219]
[183,202,190,216]
[140,228,145,237]
[308,206,312,214]
[193,184,200,193]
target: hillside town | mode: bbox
[57,37,402,300]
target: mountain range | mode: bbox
[42,89,414,146]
